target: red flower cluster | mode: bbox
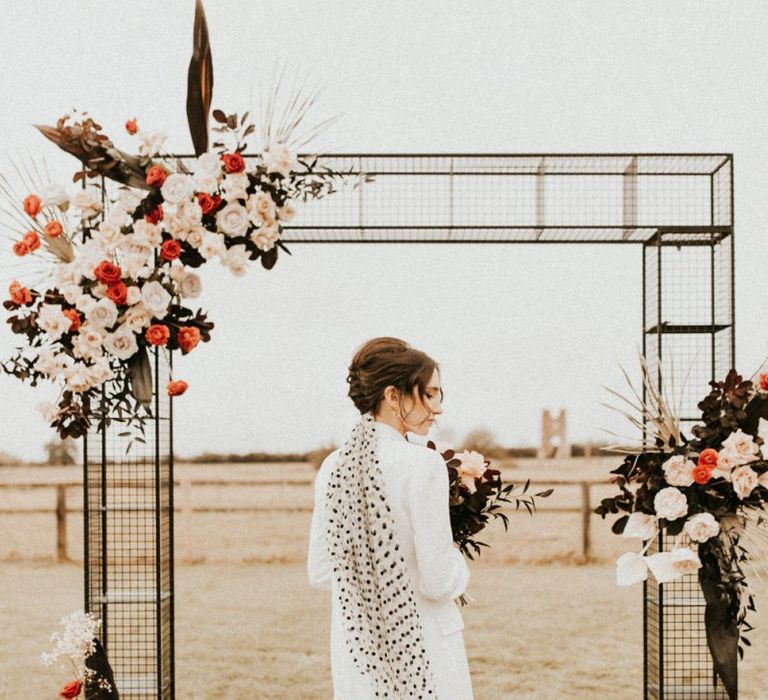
[197,192,222,215]
[221,152,245,173]
[145,324,170,346]
[167,379,188,396]
[692,448,718,484]
[59,679,82,699]
[8,280,33,306]
[44,221,63,238]
[160,239,181,262]
[145,204,164,224]
[13,230,41,257]
[145,164,168,188]
[23,194,41,218]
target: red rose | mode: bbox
[160,239,182,262]
[167,379,189,397]
[221,152,245,173]
[23,230,41,252]
[177,326,201,353]
[197,192,222,215]
[125,118,138,135]
[93,260,123,285]
[145,324,170,346]
[145,165,168,188]
[106,282,128,306]
[23,194,41,218]
[760,373,768,392]
[44,221,64,238]
[8,281,32,306]
[692,464,713,485]
[12,240,30,257]
[59,679,82,699]
[698,448,718,469]
[63,308,81,333]
[145,205,164,224]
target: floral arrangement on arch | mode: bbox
[1,2,349,442]
[597,359,768,700]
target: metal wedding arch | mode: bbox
[84,152,734,698]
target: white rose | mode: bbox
[662,455,695,487]
[73,294,96,315]
[87,357,114,386]
[453,450,487,493]
[216,202,250,238]
[653,487,688,521]
[36,402,59,424]
[178,271,202,299]
[96,220,121,247]
[278,202,296,222]
[683,513,720,543]
[35,349,68,378]
[711,449,738,482]
[122,251,152,280]
[193,152,222,179]
[193,174,219,195]
[78,323,105,349]
[137,130,167,158]
[140,280,171,317]
[721,429,760,465]
[37,303,70,340]
[103,325,139,361]
[221,173,250,201]
[56,261,83,287]
[262,142,298,178]
[731,465,759,500]
[250,221,280,252]
[71,188,103,219]
[165,199,204,241]
[61,284,81,305]
[622,512,658,540]
[199,232,225,260]
[186,229,204,249]
[64,363,93,393]
[646,548,702,584]
[124,285,141,306]
[72,333,98,361]
[161,173,195,204]
[40,183,69,209]
[221,244,249,277]
[105,205,129,228]
[616,552,648,586]
[121,302,152,332]
[117,188,143,212]
[132,220,163,248]
[86,298,118,330]
[246,191,276,225]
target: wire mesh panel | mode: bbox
[645,534,730,699]
[83,347,174,698]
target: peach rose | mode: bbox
[22,230,41,252]
[697,448,718,469]
[177,326,201,353]
[454,450,488,493]
[12,240,30,256]
[93,260,123,285]
[160,239,182,261]
[125,118,138,135]
[44,220,63,238]
[106,282,128,306]
[145,324,170,346]
[62,308,81,333]
[8,280,32,305]
[167,379,189,396]
[145,164,168,188]
[691,464,712,485]
[221,152,246,173]
[23,194,41,217]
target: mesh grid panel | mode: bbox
[84,347,174,698]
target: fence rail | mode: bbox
[0,479,610,561]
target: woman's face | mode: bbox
[401,367,443,436]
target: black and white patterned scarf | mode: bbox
[325,411,436,698]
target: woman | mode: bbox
[308,337,473,699]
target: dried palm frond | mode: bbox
[600,352,684,454]
[254,62,341,153]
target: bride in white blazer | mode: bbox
[308,337,473,699]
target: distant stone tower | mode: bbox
[538,408,570,459]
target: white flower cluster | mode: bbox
[40,610,101,673]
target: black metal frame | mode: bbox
[83,152,734,699]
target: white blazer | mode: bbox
[308,420,473,699]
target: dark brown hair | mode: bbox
[347,337,440,416]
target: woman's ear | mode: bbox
[383,385,400,409]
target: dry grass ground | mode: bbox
[3,460,768,698]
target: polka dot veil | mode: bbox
[325,412,437,698]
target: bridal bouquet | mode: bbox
[597,361,768,699]
[41,611,117,698]
[426,441,552,558]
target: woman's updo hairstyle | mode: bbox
[347,337,439,415]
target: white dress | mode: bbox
[308,420,473,699]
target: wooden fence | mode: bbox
[0,478,608,562]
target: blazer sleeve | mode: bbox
[408,450,470,601]
[307,459,332,591]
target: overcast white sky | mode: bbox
[1,1,767,461]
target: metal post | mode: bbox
[56,485,67,562]
[580,482,591,560]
